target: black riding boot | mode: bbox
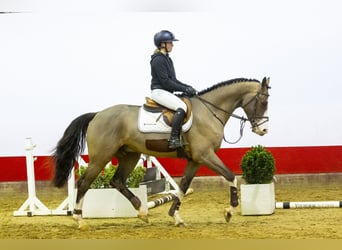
[169,108,186,148]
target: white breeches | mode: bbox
[151,89,187,112]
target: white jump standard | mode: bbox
[14,138,77,217]
[13,138,51,216]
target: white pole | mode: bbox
[276,201,342,209]
[67,168,75,212]
[25,138,37,212]
[51,168,76,215]
[136,154,146,167]
[148,188,194,209]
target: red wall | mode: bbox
[0,146,341,182]
[157,146,342,176]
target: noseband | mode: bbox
[195,91,269,144]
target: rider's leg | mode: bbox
[151,89,187,148]
[169,108,186,148]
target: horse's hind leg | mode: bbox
[168,161,200,227]
[110,151,148,222]
[73,157,110,230]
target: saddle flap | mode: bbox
[138,106,193,134]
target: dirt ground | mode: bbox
[1,176,342,239]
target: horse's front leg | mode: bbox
[168,161,200,227]
[199,151,239,222]
[224,177,238,222]
[168,193,184,226]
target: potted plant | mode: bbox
[240,145,276,215]
[76,163,146,189]
[76,163,148,218]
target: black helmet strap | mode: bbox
[159,42,171,53]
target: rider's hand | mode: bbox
[185,87,197,96]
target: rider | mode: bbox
[150,30,197,149]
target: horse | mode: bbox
[52,77,270,229]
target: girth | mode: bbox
[143,97,192,126]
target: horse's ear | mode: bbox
[262,77,271,89]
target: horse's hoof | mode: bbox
[78,220,90,231]
[176,222,186,227]
[138,213,149,223]
[224,208,233,223]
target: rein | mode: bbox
[195,92,268,144]
[195,95,247,144]
[195,95,248,124]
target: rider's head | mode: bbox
[154,30,178,53]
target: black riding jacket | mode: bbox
[150,52,190,93]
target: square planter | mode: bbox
[240,182,275,215]
[82,185,147,218]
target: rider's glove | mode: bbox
[184,86,197,96]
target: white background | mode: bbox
[1,0,341,156]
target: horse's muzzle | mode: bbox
[252,127,268,136]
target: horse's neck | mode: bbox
[199,82,259,121]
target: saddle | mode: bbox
[138,97,192,155]
[143,97,192,126]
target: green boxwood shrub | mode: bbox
[240,145,275,184]
[76,163,146,189]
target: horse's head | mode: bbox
[242,77,270,136]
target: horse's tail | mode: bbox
[52,112,97,188]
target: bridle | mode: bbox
[195,91,269,144]
[243,91,270,128]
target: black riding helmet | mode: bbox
[154,30,179,48]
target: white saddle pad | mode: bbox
[138,107,193,133]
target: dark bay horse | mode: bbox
[53,77,270,229]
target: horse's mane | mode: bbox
[198,78,260,96]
